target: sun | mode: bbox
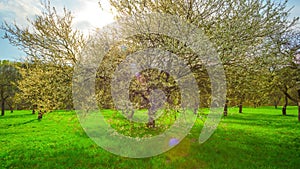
[73,0,115,34]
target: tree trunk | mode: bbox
[239,95,245,113]
[282,106,286,116]
[147,109,155,128]
[282,88,300,121]
[1,89,5,116]
[128,110,134,120]
[253,101,258,108]
[32,105,37,114]
[223,100,229,116]
[274,96,281,109]
[282,96,288,116]
[298,101,300,122]
[1,99,4,116]
[7,102,13,113]
[239,104,243,113]
[297,89,300,122]
[239,100,243,113]
[123,109,134,121]
[38,111,44,120]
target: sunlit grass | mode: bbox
[1,106,299,169]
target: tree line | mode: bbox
[0,0,299,124]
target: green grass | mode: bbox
[1,107,299,169]
[100,109,180,137]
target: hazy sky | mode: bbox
[0,0,299,61]
[0,0,114,61]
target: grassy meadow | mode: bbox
[1,107,300,169]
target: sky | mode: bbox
[0,0,115,61]
[0,0,299,61]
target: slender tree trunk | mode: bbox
[1,99,5,116]
[282,88,300,121]
[1,89,5,116]
[32,104,37,114]
[282,96,288,116]
[38,111,44,120]
[239,103,243,113]
[274,99,278,109]
[253,101,258,108]
[274,96,281,109]
[297,89,300,122]
[239,98,243,113]
[124,109,134,121]
[8,103,13,113]
[147,109,155,128]
[223,100,229,116]
[298,101,300,122]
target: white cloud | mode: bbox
[0,0,42,25]
[0,0,115,35]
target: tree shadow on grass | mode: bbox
[0,113,35,119]
[5,119,36,127]
[222,112,300,130]
[274,114,297,117]
[225,112,298,121]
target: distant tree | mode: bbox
[0,60,20,116]
[266,30,300,119]
[16,62,73,118]
[1,0,85,119]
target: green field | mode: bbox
[1,107,300,169]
